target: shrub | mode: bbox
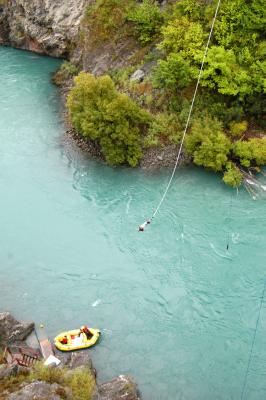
[185,116,231,172]
[223,162,243,187]
[67,72,151,167]
[127,0,164,45]
[158,16,205,59]
[68,369,95,400]
[53,62,78,86]
[83,0,135,44]
[145,113,182,147]
[29,363,96,400]
[29,363,64,384]
[229,120,248,137]
[233,137,266,168]
[152,53,193,89]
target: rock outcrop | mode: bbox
[93,375,141,400]
[7,381,69,400]
[0,312,34,344]
[1,0,89,57]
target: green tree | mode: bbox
[67,73,150,167]
[223,162,243,187]
[158,16,205,59]
[185,116,231,172]
[233,137,266,168]
[153,53,193,89]
[199,46,252,98]
[127,0,164,44]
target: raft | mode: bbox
[54,328,101,352]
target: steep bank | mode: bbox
[1,0,265,186]
[0,0,87,57]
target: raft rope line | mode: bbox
[139,0,222,231]
[240,279,266,400]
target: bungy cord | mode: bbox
[138,0,222,232]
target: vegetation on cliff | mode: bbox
[66,0,266,186]
[0,362,96,399]
[67,73,150,167]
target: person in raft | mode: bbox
[60,335,68,345]
[79,325,93,340]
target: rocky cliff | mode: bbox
[0,0,88,57]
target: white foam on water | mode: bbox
[92,299,101,307]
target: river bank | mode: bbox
[0,312,141,400]
[1,0,265,184]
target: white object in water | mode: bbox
[92,299,101,307]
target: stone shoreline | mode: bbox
[0,312,142,400]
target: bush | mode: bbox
[229,120,248,137]
[144,113,182,147]
[223,162,243,187]
[29,363,63,384]
[233,137,266,168]
[53,62,78,86]
[29,363,95,400]
[185,116,231,172]
[152,53,193,89]
[84,0,135,44]
[67,72,151,167]
[68,369,95,400]
[127,0,164,45]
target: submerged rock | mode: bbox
[93,375,141,400]
[0,312,34,345]
[7,381,69,400]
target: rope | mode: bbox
[240,279,266,400]
[226,194,233,250]
[139,0,222,231]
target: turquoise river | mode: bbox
[0,47,265,400]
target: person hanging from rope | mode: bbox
[138,220,151,232]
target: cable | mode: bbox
[226,194,233,250]
[138,0,222,232]
[240,279,266,400]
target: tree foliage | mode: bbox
[127,0,164,44]
[153,0,265,112]
[67,73,150,167]
[233,137,266,168]
[185,117,231,172]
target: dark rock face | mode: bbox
[56,349,95,376]
[67,350,93,371]
[7,381,68,400]
[1,0,88,57]
[0,8,9,44]
[0,364,18,380]
[93,375,141,400]
[82,37,140,76]
[0,312,34,344]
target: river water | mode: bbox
[0,47,266,400]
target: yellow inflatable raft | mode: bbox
[54,328,101,352]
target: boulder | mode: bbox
[0,313,34,344]
[67,351,94,371]
[130,69,145,83]
[93,375,141,400]
[0,364,18,380]
[56,350,94,374]
[7,381,69,400]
